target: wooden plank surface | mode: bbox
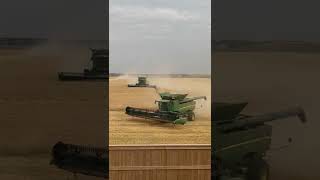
[109,144,211,180]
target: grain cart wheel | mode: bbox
[187,112,195,121]
[247,157,269,180]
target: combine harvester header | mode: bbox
[50,142,108,178]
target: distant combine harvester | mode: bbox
[128,76,156,88]
[58,48,108,81]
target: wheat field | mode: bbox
[109,76,211,145]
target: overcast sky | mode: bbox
[109,0,211,74]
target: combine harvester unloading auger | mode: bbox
[125,92,206,125]
[58,48,108,81]
[50,142,108,178]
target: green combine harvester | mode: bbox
[126,92,206,125]
[58,48,108,81]
[212,102,307,180]
[128,76,156,88]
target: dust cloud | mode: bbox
[25,40,91,73]
[110,74,137,84]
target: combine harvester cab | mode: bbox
[125,92,206,125]
[58,48,108,81]
[212,102,306,180]
[128,76,156,88]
